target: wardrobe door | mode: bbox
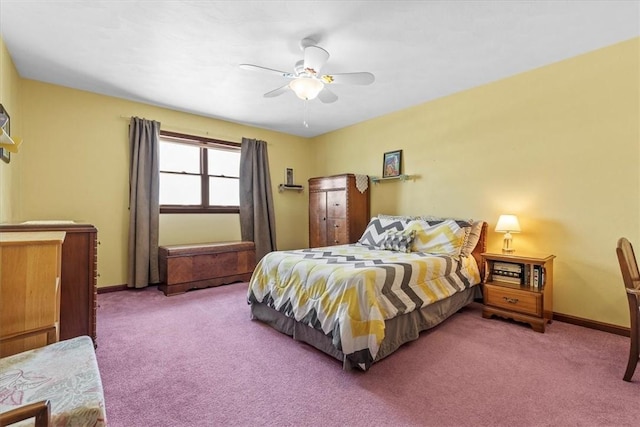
[309,191,327,248]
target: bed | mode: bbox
[247,216,487,371]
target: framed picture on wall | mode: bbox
[0,104,10,164]
[382,150,402,178]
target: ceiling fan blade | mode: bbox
[321,72,375,85]
[317,87,338,104]
[264,84,290,98]
[303,45,329,76]
[240,64,295,79]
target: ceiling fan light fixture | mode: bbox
[289,77,324,100]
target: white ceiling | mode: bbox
[0,1,638,138]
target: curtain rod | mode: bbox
[118,115,241,143]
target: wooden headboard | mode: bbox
[471,221,488,281]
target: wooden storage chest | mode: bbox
[158,241,256,296]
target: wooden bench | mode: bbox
[158,241,256,296]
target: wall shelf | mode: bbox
[278,184,304,193]
[371,174,413,184]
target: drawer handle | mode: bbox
[334,240,339,243]
[503,297,519,304]
[334,224,339,228]
[334,203,340,206]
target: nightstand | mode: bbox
[481,252,555,333]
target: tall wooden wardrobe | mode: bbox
[308,174,370,248]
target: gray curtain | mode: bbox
[239,138,277,260]
[127,117,161,288]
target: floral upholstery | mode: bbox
[0,336,106,426]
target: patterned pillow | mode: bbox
[358,217,411,247]
[407,219,467,257]
[419,216,473,228]
[418,216,474,256]
[381,229,416,253]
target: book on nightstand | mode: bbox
[492,261,525,284]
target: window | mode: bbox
[159,131,241,214]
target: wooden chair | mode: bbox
[616,237,640,381]
[0,327,56,426]
[0,400,51,427]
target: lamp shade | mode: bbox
[495,214,521,233]
[289,77,324,100]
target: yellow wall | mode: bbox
[0,36,22,222]
[14,80,311,288]
[312,38,640,327]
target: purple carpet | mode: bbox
[96,283,640,426]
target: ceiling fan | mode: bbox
[240,38,375,104]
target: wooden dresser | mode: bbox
[0,231,65,356]
[0,222,98,344]
[308,174,370,248]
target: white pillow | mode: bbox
[461,220,484,257]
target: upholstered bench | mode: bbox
[158,241,256,296]
[0,335,107,426]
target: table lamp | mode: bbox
[495,214,521,253]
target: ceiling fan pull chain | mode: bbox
[303,99,310,128]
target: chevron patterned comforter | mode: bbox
[247,244,481,369]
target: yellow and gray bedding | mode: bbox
[247,218,482,369]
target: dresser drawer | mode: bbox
[484,284,542,317]
[327,190,347,218]
[327,219,348,245]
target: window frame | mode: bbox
[159,130,241,214]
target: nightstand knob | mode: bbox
[503,297,519,304]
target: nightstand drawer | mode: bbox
[484,284,542,317]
